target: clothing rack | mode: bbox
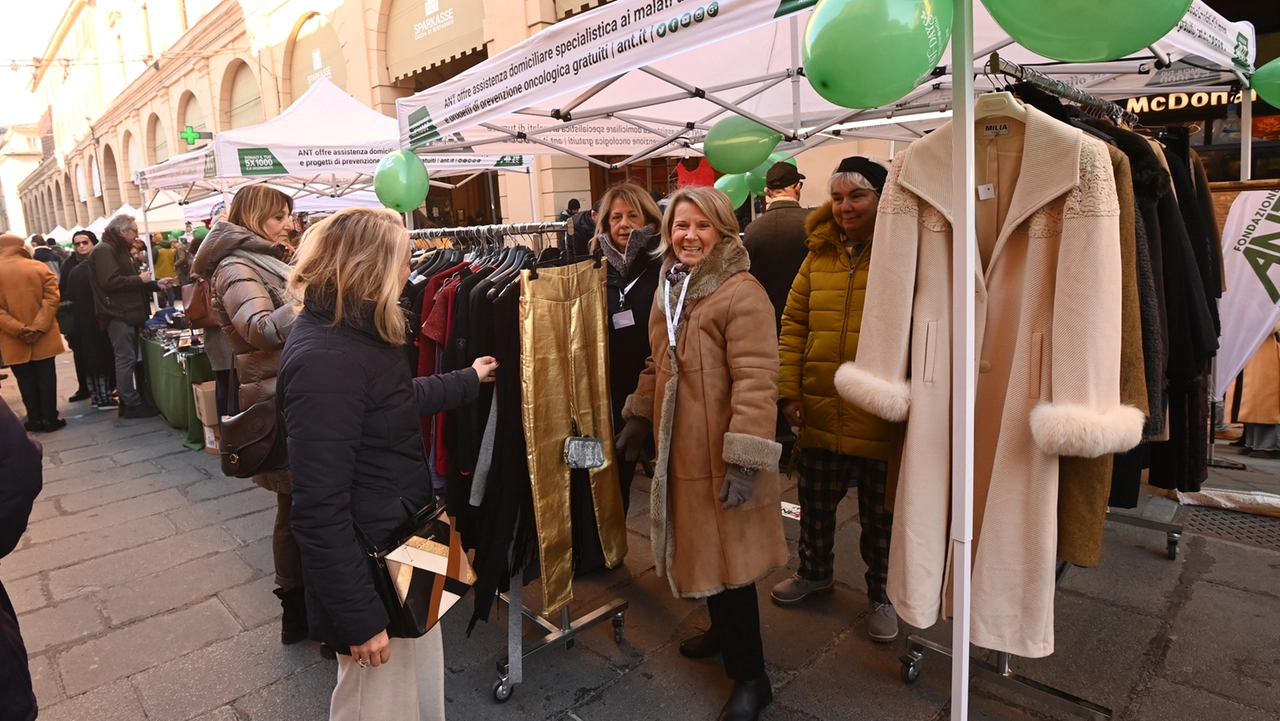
[899,60,1181,721]
[409,221,568,253]
[987,51,1140,127]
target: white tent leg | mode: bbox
[1241,86,1252,182]
[141,198,160,310]
[950,1,976,719]
[527,167,539,224]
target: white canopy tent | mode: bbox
[44,226,71,244]
[396,0,1256,165]
[395,2,1260,719]
[86,217,108,236]
[179,189,387,223]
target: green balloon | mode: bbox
[192,226,209,240]
[374,150,430,213]
[804,0,953,110]
[714,174,750,209]
[1254,58,1280,109]
[704,116,782,174]
[769,152,798,167]
[745,159,771,196]
[983,0,1191,63]
[169,229,183,239]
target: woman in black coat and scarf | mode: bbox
[279,207,496,721]
[594,181,664,514]
[60,231,117,408]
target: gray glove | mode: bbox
[614,416,652,462]
[719,465,758,510]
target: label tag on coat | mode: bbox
[983,123,1009,136]
[612,309,635,329]
[977,184,996,201]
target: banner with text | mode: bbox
[1214,191,1280,399]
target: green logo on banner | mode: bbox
[137,171,149,192]
[495,155,524,167]
[409,106,441,148]
[203,150,217,179]
[1238,191,1280,304]
[1233,31,1252,70]
[237,148,287,176]
[774,0,817,17]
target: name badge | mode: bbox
[612,309,635,329]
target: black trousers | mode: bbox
[616,455,636,515]
[11,358,58,425]
[0,580,36,721]
[706,583,765,681]
[69,336,89,394]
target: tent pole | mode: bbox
[1240,86,1252,182]
[527,166,539,223]
[790,16,802,136]
[950,0,976,719]
[141,196,160,310]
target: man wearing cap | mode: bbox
[773,156,899,643]
[743,162,810,334]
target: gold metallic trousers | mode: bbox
[520,261,628,614]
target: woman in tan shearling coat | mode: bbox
[618,187,786,721]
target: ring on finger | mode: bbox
[357,658,369,668]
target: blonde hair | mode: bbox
[289,207,409,345]
[228,185,294,244]
[590,181,663,251]
[656,186,741,262]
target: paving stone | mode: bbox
[100,551,258,625]
[24,488,187,544]
[238,536,276,577]
[4,573,48,614]
[28,653,62,709]
[1200,536,1280,599]
[111,438,194,467]
[48,525,238,600]
[37,679,146,721]
[224,507,275,544]
[37,456,122,490]
[219,576,282,630]
[234,662,334,721]
[192,706,244,721]
[132,624,322,721]
[186,475,255,503]
[28,498,60,523]
[1059,519,1184,614]
[57,464,209,513]
[1164,582,1280,715]
[758,567,869,672]
[1132,676,1276,721]
[59,598,243,696]
[167,488,277,532]
[566,641,731,721]
[18,597,105,653]
[573,564,705,664]
[55,430,174,465]
[0,516,176,580]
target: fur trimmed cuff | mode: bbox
[723,432,782,473]
[622,393,654,423]
[1030,402,1145,458]
[834,362,911,422]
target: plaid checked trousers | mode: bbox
[796,448,893,604]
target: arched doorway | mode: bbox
[74,164,91,226]
[147,114,170,165]
[101,144,121,214]
[221,60,264,130]
[53,178,67,228]
[122,130,143,206]
[86,154,105,220]
[287,12,347,104]
[179,92,209,151]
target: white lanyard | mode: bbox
[621,275,642,298]
[663,275,691,349]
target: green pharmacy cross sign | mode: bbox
[181,125,214,146]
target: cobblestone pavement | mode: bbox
[3,353,1279,720]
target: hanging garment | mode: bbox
[1056,144,1149,569]
[519,260,627,614]
[835,107,1143,658]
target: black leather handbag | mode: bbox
[219,368,288,478]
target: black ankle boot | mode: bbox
[717,674,772,721]
[679,630,721,658]
[275,588,309,645]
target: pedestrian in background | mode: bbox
[0,400,43,721]
[743,162,810,333]
[772,157,898,643]
[46,237,69,262]
[0,233,67,432]
[59,231,94,403]
[87,215,167,419]
[280,207,497,721]
[152,235,178,307]
[193,185,308,646]
[63,231,118,409]
[620,187,786,721]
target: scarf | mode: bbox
[229,247,293,285]
[599,225,656,277]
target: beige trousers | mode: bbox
[330,627,445,721]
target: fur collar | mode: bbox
[804,201,846,253]
[600,225,657,277]
[660,235,751,308]
[1077,118,1172,207]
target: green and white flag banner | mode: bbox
[1215,190,1280,400]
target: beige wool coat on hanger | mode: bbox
[835,106,1145,659]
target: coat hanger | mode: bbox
[974,90,1027,123]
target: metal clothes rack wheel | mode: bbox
[1106,510,1183,560]
[491,568,628,703]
